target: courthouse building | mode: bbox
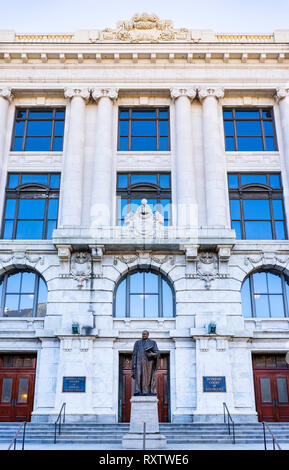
[0,13,289,425]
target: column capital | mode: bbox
[170,87,197,101]
[275,87,289,102]
[91,88,119,102]
[0,87,13,102]
[64,88,90,101]
[198,87,225,101]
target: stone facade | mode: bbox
[0,14,289,424]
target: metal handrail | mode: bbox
[262,422,282,450]
[7,421,27,450]
[143,422,146,450]
[223,402,236,444]
[54,402,66,444]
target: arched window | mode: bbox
[0,270,48,318]
[114,269,175,318]
[241,270,289,318]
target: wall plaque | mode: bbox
[203,376,226,393]
[62,376,86,393]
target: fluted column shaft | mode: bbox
[90,88,118,228]
[171,88,197,227]
[199,87,229,228]
[276,88,289,175]
[60,88,90,227]
[0,87,12,168]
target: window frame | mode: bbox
[116,172,171,226]
[11,107,65,152]
[223,107,278,152]
[113,268,176,318]
[242,270,289,319]
[0,269,48,318]
[1,173,60,240]
[118,107,170,152]
[228,172,287,240]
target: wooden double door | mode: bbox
[0,355,36,422]
[119,353,170,422]
[253,354,289,422]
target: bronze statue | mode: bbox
[131,330,160,396]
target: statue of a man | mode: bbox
[131,330,160,396]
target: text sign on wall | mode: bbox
[62,376,86,393]
[203,376,226,393]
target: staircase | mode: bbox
[0,422,289,448]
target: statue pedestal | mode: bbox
[122,396,167,449]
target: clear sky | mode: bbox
[1,0,289,33]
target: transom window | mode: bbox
[241,270,289,318]
[223,108,278,151]
[118,108,170,151]
[2,173,60,240]
[0,270,48,318]
[114,270,175,318]
[117,173,171,226]
[11,108,65,152]
[228,173,286,240]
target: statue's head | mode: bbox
[142,330,149,340]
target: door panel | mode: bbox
[119,353,170,422]
[275,375,289,421]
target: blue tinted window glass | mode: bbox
[21,272,36,293]
[130,272,143,293]
[16,221,44,239]
[253,272,268,294]
[50,174,60,188]
[269,295,285,318]
[4,294,20,317]
[131,110,156,118]
[117,198,128,221]
[4,199,16,219]
[265,137,275,151]
[120,110,129,118]
[240,174,267,185]
[273,200,284,219]
[130,295,144,318]
[159,174,170,188]
[21,174,48,185]
[3,221,14,239]
[46,220,57,239]
[13,137,23,151]
[130,199,142,212]
[159,136,169,150]
[119,136,128,151]
[160,199,171,223]
[48,199,58,219]
[53,136,63,151]
[241,278,252,317]
[131,137,156,150]
[145,295,159,318]
[270,174,280,188]
[262,109,273,119]
[162,279,173,317]
[19,294,34,316]
[159,110,168,118]
[25,137,51,151]
[159,121,168,136]
[267,272,282,294]
[275,221,285,240]
[18,199,46,219]
[244,221,272,239]
[228,174,238,188]
[235,110,260,119]
[144,272,159,293]
[27,121,52,136]
[243,200,270,219]
[232,220,242,239]
[14,121,25,137]
[224,121,234,136]
[55,110,65,118]
[8,174,19,188]
[237,137,263,151]
[119,121,129,136]
[54,121,64,136]
[28,110,53,119]
[225,137,235,151]
[263,121,274,136]
[131,120,156,136]
[6,273,21,293]
[230,200,240,219]
[117,174,128,188]
[223,110,233,118]
[255,294,270,317]
[131,174,157,185]
[236,120,261,136]
[115,279,126,317]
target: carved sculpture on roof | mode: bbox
[101,13,189,42]
[123,199,164,238]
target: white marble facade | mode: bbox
[0,14,289,423]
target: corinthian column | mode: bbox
[198,87,230,228]
[90,88,118,228]
[60,88,90,227]
[170,88,197,228]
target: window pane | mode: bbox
[19,294,34,317]
[241,278,252,317]
[47,220,57,239]
[260,378,271,402]
[25,137,51,151]
[269,294,285,318]
[255,294,270,317]
[117,174,128,188]
[225,137,235,151]
[27,121,52,136]
[28,110,53,119]
[273,200,283,219]
[17,378,29,403]
[267,272,282,293]
[162,280,173,317]
[54,121,64,136]
[12,137,23,151]
[6,273,21,293]
[130,295,144,318]
[21,272,36,293]
[120,110,129,118]
[131,174,158,185]
[144,272,159,293]
[55,109,65,118]
[235,110,260,119]
[16,220,44,239]
[3,221,14,239]
[270,174,280,188]
[253,272,268,294]
[8,174,19,188]
[245,221,272,239]
[132,120,156,136]
[224,121,234,136]
[145,295,159,318]
[119,121,129,136]
[236,120,261,136]
[21,174,48,185]
[232,220,242,239]
[4,294,19,317]
[36,278,47,317]
[4,199,16,219]
[275,221,285,240]
[115,279,126,317]
[228,174,238,188]
[18,199,46,219]
[131,136,157,151]
[159,110,168,118]
[130,272,143,293]
[266,137,275,151]
[159,121,168,136]
[276,377,289,403]
[1,378,12,403]
[14,121,25,137]
[240,174,267,185]
[243,200,270,220]
[119,136,128,151]
[159,174,170,188]
[53,136,63,151]
[237,136,263,151]
[131,110,156,118]
[223,110,233,118]
[50,174,60,188]
[159,136,169,150]
[263,121,274,136]
[48,199,58,219]
[230,200,240,219]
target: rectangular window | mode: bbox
[228,173,287,240]
[118,108,170,151]
[116,172,171,226]
[223,108,278,151]
[2,173,60,240]
[11,108,65,151]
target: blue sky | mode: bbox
[1,0,289,33]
